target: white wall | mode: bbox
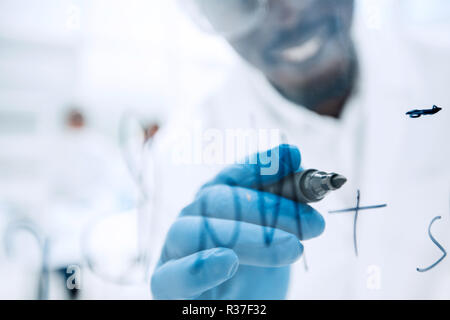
[0,0,237,136]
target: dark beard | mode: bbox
[271,44,358,118]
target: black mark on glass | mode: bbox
[329,190,387,256]
[417,216,447,273]
[406,105,442,118]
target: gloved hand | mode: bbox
[151,144,325,299]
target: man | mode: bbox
[48,107,137,298]
[150,0,450,299]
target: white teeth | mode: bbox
[279,35,322,63]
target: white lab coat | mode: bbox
[47,128,137,268]
[149,4,450,299]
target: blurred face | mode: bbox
[227,0,355,92]
[66,110,85,129]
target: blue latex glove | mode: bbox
[151,144,325,299]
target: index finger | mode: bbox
[182,184,325,241]
[201,144,301,190]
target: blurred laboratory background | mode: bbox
[0,0,237,299]
[1,0,449,300]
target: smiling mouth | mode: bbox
[271,24,330,63]
[279,34,323,62]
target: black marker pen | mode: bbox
[260,169,347,203]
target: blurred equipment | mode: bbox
[4,220,49,300]
[82,112,159,285]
